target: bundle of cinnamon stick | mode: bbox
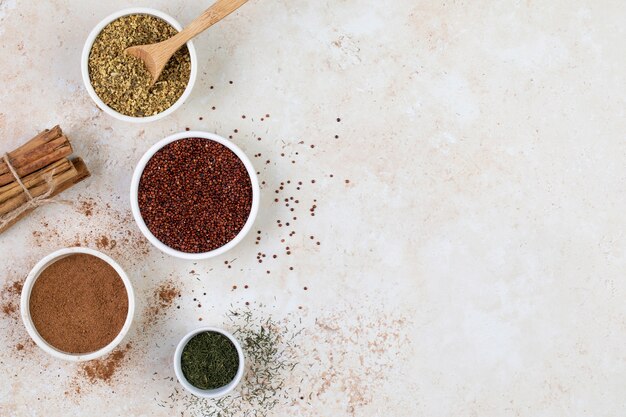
[0,126,90,234]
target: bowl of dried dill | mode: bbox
[174,327,245,398]
[81,8,198,122]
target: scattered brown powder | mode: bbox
[78,198,95,216]
[80,343,132,383]
[31,197,151,261]
[96,235,109,248]
[2,301,16,316]
[143,280,180,328]
[96,235,117,250]
[1,276,37,356]
[1,278,24,317]
[158,283,180,306]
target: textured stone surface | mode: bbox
[1,0,626,415]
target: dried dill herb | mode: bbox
[160,306,301,417]
[181,331,239,390]
[88,14,191,117]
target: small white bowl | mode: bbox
[174,327,245,398]
[80,7,198,123]
[20,247,135,362]
[130,131,260,260]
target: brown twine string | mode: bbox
[0,153,67,229]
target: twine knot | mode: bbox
[0,153,63,230]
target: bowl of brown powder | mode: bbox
[20,247,135,362]
[81,8,198,122]
[130,131,260,260]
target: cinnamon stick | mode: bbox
[0,157,90,234]
[2,126,62,160]
[0,159,73,205]
[0,126,72,186]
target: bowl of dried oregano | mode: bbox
[81,8,198,123]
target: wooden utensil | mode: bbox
[126,0,249,84]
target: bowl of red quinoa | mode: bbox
[130,131,259,259]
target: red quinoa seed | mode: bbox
[138,138,252,253]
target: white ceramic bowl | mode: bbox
[81,7,198,123]
[174,327,245,398]
[20,247,135,362]
[130,131,260,260]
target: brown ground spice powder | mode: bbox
[88,14,191,117]
[29,254,128,354]
[1,279,23,316]
[142,280,180,328]
[81,343,131,383]
[157,283,180,306]
[138,138,253,253]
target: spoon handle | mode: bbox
[173,0,249,46]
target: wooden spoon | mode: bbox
[126,0,249,84]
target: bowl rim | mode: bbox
[130,131,260,260]
[20,247,135,362]
[80,7,198,123]
[173,326,245,398]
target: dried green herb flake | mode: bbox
[88,14,191,117]
[181,331,240,390]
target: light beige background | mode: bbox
[1,0,626,416]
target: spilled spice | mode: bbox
[1,279,23,316]
[2,303,17,316]
[80,343,132,383]
[1,276,36,356]
[32,196,152,261]
[158,283,180,305]
[96,235,117,250]
[78,198,95,216]
[143,280,181,328]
